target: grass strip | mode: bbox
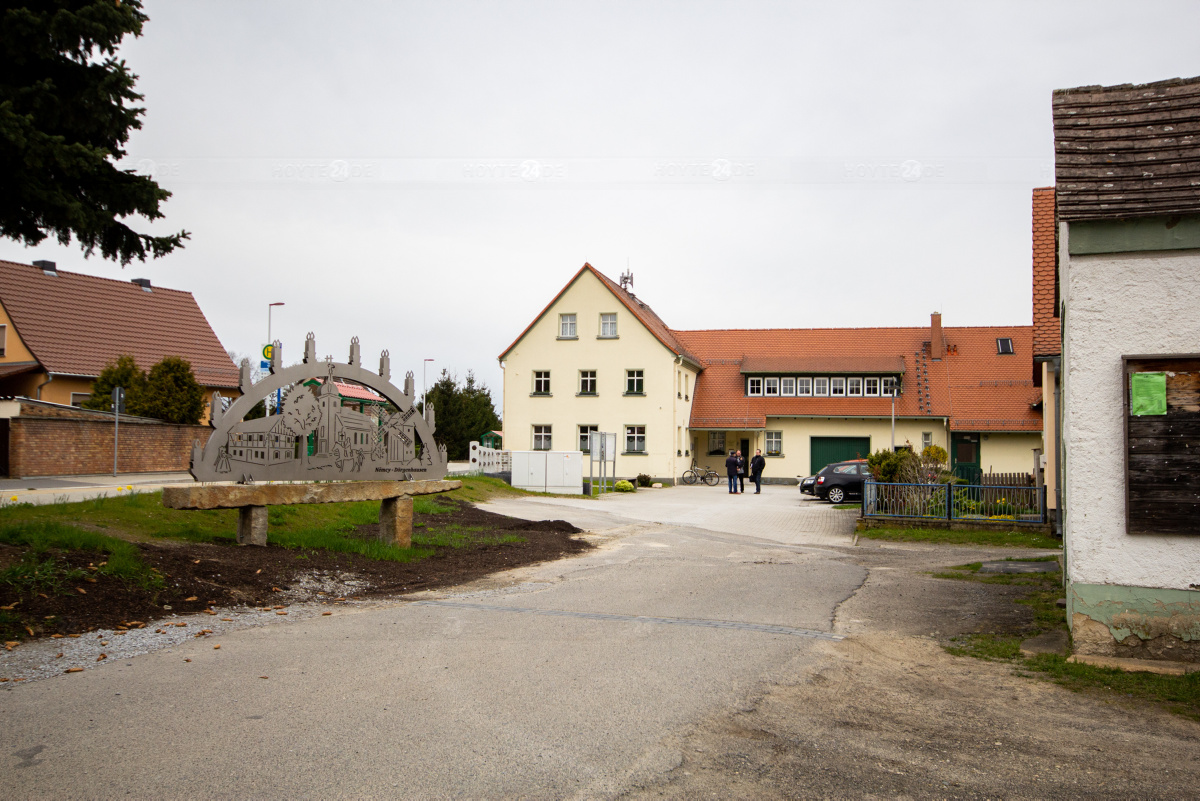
[0,521,164,591]
[860,525,1062,549]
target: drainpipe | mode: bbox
[35,372,53,400]
[1052,356,1063,540]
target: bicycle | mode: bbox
[681,460,721,486]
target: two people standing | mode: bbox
[725,448,767,494]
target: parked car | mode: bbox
[799,475,817,495]
[815,459,871,503]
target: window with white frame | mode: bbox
[625,425,646,453]
[864,377,880,396]
[765,431,782,456]
[797,377,812,396]
[830,377,846,396]
[764,377,780,396]
[625,369,644,394]
[579,424,598,452]
[814,377,829,396]
[579,370,596,395]
[559,313,576,338]
[708,431,726,455]
[533,371,551,394]
[882,376,898,396]
[600,313,618,338]
[921,431,933,451]
[747,377,763,396]
[781,377,796,396]
[847,377,863,396]
[533,425,552,450]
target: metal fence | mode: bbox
[863,481,1047,524]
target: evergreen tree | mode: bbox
[138,356,205,424]
[420,369,502,460]
[82,354,146,412]
[0,0,188,264]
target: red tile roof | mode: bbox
[312,379,384,403]
[675,325,1040,432]
[1031,187,1061,357]
[498,263,699,364]
[0,259,238,388]
[741,355,906,374]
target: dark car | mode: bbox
[814,460,871,503]
[799,475,817,495]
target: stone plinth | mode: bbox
[162,480,461,547]
[162,480,461,510]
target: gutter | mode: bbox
[35,372,53,400]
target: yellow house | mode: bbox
[502,264,1042,484]
[499,264,702,481]
[0,258,238,419]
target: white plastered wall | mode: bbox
[1061,225,1200,591]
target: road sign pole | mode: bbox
[112,386,124,477]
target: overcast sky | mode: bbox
[10,0,1200,416]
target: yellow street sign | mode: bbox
[262,344,274,360]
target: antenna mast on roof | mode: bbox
[619,268,634,292]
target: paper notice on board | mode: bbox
[1130,372,1167,416]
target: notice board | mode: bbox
[1124,355,1200,535]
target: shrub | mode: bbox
[139,356,206,424]
[614,480,635,493]
[636,473,652,488]
[82,354,147,412]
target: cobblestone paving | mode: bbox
[481,483,857,546]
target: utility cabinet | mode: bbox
[510,450,583,494]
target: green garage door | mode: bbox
[810,436,871,474]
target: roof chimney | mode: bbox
[33,260,56,275]
[131,278,152,292]
[931,312,944,360]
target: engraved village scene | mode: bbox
[191,333,448,484]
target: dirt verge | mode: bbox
[0,499,588,640]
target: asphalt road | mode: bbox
[1,488,864,798]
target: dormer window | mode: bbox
[747,377,763,396]
[997,337,1014,355]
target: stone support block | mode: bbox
[162,479,461,510]
[379,496,414,548]
[237,505,268,546]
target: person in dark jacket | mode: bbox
[750,449,766,494]
[725,450,740,494]
[736,450,747,493]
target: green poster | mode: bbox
[1130,372,1167,416]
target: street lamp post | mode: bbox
[267,302,284,413]
[890,381,896,451]
[423,358,435,415]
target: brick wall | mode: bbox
[6,402,209,477]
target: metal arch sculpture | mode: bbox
[190,333,448,483]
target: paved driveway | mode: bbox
[1,485,865,797]
[481,482,859,546]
